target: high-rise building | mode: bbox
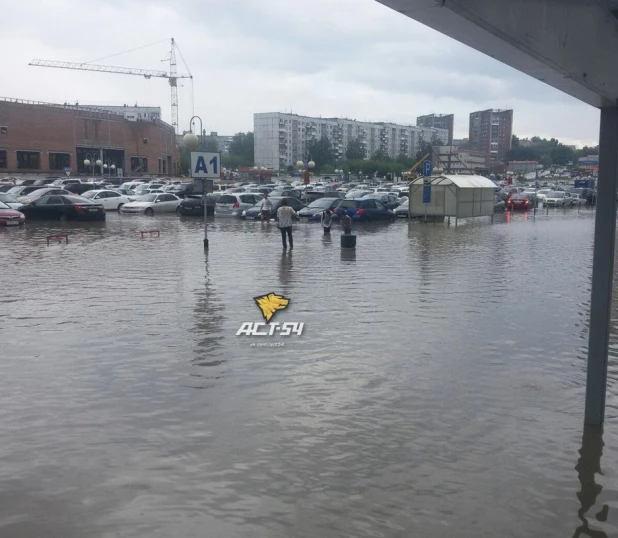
[416,114,454,145]
[254,112,448,170]
[468,109,513,164]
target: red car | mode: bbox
[507,193,533,210]
[0,200,25,226]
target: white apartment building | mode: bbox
[254,112,449,170]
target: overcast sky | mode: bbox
[2,0,600,147]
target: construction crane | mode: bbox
[29,38,192,134]
[404,153,431,178]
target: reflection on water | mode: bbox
[574,426,609,538]
[0,209,617,537]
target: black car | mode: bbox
[18,194,105,222]
[298,197,342,220]
[178,194,218,216]
[302,190,344,204]
[167,183,195,198]
[242,196,304,220]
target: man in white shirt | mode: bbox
[261,193,273,222]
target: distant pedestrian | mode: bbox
[277,198,298,249]
[261,193,273,222]
[341,212,353,235]
[320,209,332,234]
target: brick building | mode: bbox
[0,98,178,177]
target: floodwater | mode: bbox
[0,208,616,538]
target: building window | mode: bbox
[49,152,70,170]
[17,151,40,169]
[0,150,6,168]
[131,157,148,173]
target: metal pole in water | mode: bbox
[585,107,618,427]
[203,191,209,249]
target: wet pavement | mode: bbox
[0,208,616,537]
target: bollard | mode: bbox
[140,230,160,239]
[341,233,356,249]
[46,233,68,246]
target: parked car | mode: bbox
[18,194,105,222]
[298,197,342,220]
[0,200,26,226]
[178,194,219,216]
[494,196,506,212]
[570,193,586,206]
[8,185,48,198]
[15,178,38,186]
[120,193,182,215]
[165,183,195,198]
[0,193,22,209]
[80,189,135,211]
[0,185,14,193]
[507,193,534,210]
[32,177,60,186]
[536,189,552,203]
[345,189,374,199]
[215,193,264,218]
[394,198,409,218]
[333,198,395,222]
[17,187,72,204]
[361,193,401,210]
[544,191,573,207]
[242,196,304,220]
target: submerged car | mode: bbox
[17,194,105,222]
[394,198,409,218]
[333,198,395,222]
[215,193,263,218]
[242,197,304,220]
[0,193,22,209]
[544,191,573,207]
[120,193,182,215]
[507,193,533,210]
[178,194,218,216]
[0,200,25,226]
[298,197,341,220]
[80,190,135,211]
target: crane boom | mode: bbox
[29,59,169,79]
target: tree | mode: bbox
[551,144,575,165]
[430,134,444,146]
[346,138,366,160]
[416,139,433,161]
[307,136,335,171]
[371,148,389,161]
[229,132,254,165]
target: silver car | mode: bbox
[215,193,263,217]
[120,193,182,215]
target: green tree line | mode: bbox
[508,135,598,166]
[179,132,255,174]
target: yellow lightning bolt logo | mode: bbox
[254,293,290,323]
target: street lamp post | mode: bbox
[296,154,315,185]
[183,116,210,250]
[83,153,102,180]
[103,160,116,180]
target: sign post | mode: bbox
[190,151,220,249]
[422,160,432,222]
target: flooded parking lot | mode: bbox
[1,208,617,537]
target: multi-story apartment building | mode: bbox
[254,112,448,170]
[468,109,513,165]
[416,114,454,145]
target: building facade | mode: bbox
[254,112,448,170]
[92,105,161,122]
[0,98,177,176]
[416,114,454,145]
[468,109,513,165]
[433,145,488,174]
[508,160,539,173]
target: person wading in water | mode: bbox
[320,208,332,234]
[276,198,298,249]
[261,193,273,222]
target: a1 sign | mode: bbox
[190,152,220,179]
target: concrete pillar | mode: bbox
[585,107,618,426]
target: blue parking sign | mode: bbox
[423,185,431,204]
[423,160,432,176]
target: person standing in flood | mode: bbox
[320,209,332,234]
[341,212,353,235]
[276,198,298,249]
[261,193,273,222]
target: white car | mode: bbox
[215,193,263,217]
[80,189,136,211]
[570,193,586,206]
[536,189,552,202]
[120,193,182,215]
[544,191,573,207]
